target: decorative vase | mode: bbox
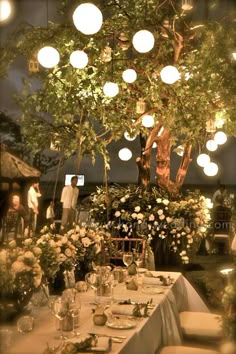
[0,290,33,323]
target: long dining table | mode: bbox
[1,271,209,354]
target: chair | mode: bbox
[159,346,220,354]
[179,311,223,342]
[106,237,146,267]
[211,209,232,254]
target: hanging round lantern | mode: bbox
[70,50,88,69]
[206,139,218,152]
[160,65,180,84]
[118,148,132,161]
[124,131,136,141]
[136,98,146,114]
[197,153,210,167]
[37,46,60,68]
[122,69,137,83]
[103,82,119,97]
[0,0,12,22]
[132,30,155,53]
[214,131,227,145]
[142,115,154,128]
[72,3,103,35]
[203,162,218,177]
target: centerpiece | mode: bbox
[0,239,43,322]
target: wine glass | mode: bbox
[122,252,133,267]
[68,291,81,337]
[85,272,102,302]
[51,297,68,339]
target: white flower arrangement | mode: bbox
[90,185,211,264]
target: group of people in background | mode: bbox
[0,175,80,244]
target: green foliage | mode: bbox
[0,0,236,175]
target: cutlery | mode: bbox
[88,332,127,340]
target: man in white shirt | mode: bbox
[60,175,79,231]
[27,180,42,235]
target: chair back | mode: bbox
[106,237,146,267]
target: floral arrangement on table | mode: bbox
[0,239,43,320]
[90,184,211,264]
[35,223,112,283]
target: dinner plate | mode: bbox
[137,267,147,273]
[106,318,136,330]
[141,286,164,295]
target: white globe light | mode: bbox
[203,162,218,177]
[37,46,60,68]
[206,139,218,152]
[197,153,210,167]
[124,131,136,141]
[70,50,88,69]
[132,30,155,53]
[176,145,184,156]
[72,3,103,35]
[0,0,12,22]
[118,148,132,161]
[160,65,180,84]
[122,69,137,83]
[214,131,227,145]
[142,114,154,128]
[103,82,119,97]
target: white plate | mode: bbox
[141,286,164,295]
[106,318,136,329]
[137,268,147,273]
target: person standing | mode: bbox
[212,183,227,206]
[60,175,79,232]
[27,179,42,235]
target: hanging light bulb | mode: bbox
[197,153,210,167]
[142,115,154,128]
[37,46,60,68]
[73,3,103,35]
[214,131,227,145]
[103,82,119,97]
[182,0,193,11]
[70,50,88,69]
[0,0,12,22]
[118,148,132,161]
[160,65,180,84]
[203,162,218,177]
[132,30,155,53]
[206,139,218,152]
[124,131,136,141]
[122,69,137,83]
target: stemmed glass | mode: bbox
[51,297,68,340]
[122,252,133,267]
[62,288,81,337]
[85,272,102,302]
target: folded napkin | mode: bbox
[110,304,134,316]
[142,277,163,285]
[65,335,111,353]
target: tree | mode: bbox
[0,0,236,194]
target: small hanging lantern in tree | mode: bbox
[28,53,39,73]
[136,98,146,114]
[206,118,217,133]
[100,45,112,62]
[118,33,130,51]
[182,0,193,11]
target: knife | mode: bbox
[88,332,127,340]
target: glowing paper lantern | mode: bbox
[70,50,88,69]
[37,46,60,68]
[132,30,155,53]
[160,65,180,84]
[73,3,103,35]
[103,82,119,97]
[118,148,132,161]
[214,131,227,145]
[203,162,218,176]
[142,115,154,128]
[0,0,12,22]
[206,139,218,152]
[124,131,136,141]
[197,153,210,167]
[122,69,137,83]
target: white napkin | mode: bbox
[65,335,110,353]
[142,277,163,285]
[110,304,134,316]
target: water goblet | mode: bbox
[85,272,102,302]
[122,252,133,267]
[51,297,68,340]
[62,289,81,337]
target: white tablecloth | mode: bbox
[1,271,209,354]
